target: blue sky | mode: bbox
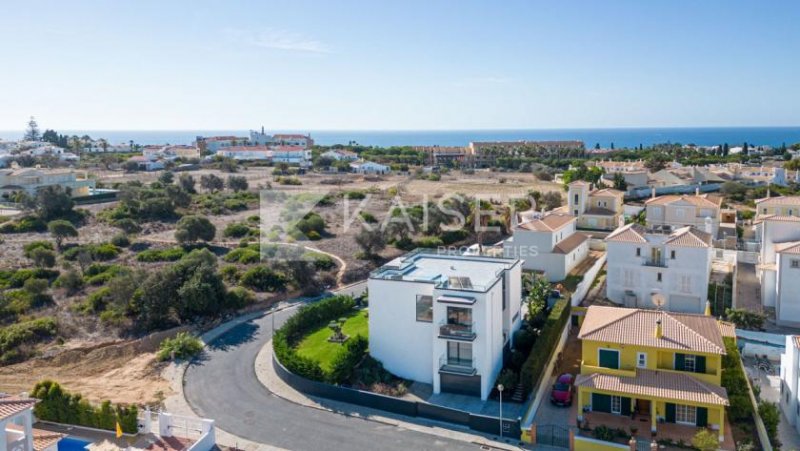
[1,0,799,130]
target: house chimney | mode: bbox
[654,319,663,339]
[705,301,712,316]
[651,187,656,199]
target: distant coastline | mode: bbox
[2,126,800,149]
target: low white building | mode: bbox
[368,250,523,400]
[781,336,800,435]
[0,166,95,198]
[350,161,390,175]
[273,133,314,148]
[503,211,589,282]
[757,215,800,327]
[215,145,271,161]
[197,135,249,153]
[271,146,312,166]
[0,395,64,451]
[605,223,713,313]
[321,149,359,162]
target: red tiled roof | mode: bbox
[575,369,729,406]
[0,397,37,421]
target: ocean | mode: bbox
[1,127,800,149]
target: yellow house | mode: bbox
[567,181,624,231]
[755,195,800,219]
[575,305,735,442]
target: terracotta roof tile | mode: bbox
[583,207,617,216]
[605,223,647,243]
[517,213,575,232]
[591,188,624,197]
[553,233,589,254]
[6,425,65,451]
[578,306,727,355]
[575,369,729,406]
[645,194,721,208]
[794,336,800,349]
[755,196,800,206]
[664,226,712,248]
[776,241,800,255]
[0,397,37,421]
[718,321,736,339]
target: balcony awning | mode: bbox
[437,295,476,305]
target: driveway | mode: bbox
[183,290,485,451]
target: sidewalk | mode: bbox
[255,339,527,451]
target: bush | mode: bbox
[31,380,138,433]
[157,332,204,361]
[136,246,186,262]
[225,287,256,309]
[240,266,287,292]
[110,233,130,247]
[439,229,469,245]
[415,236,443,248]
[23,241,54,258]
[223,223,251,238]
[0,268,60,289]
[304,252,335,271]
[223,247,260,264]
[273,296,355,382]
[0,216,46,234]
[0,317,58,364]
[520,298,570,395]
[758,401,780,448]
[328,335,369,384]
[220,265,240,283]
[63,243,121,262]
[54,268,84,294]
[722,336,755,422]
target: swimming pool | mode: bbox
[58,437,92,451]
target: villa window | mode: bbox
[447,306,471,326]
[415,295,433,322]
[598,349,620,369]
[684,355,696,372]
[611,396,622,414]
[637,352,647,368]
[763,208,767,214]
[574,194,579,204]
[636,248,641,257]
[657,273,662,282]
[671,250,676,259]
[792,259,800,269]
[675,405,697,425]
[447,341,472,366]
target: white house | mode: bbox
[270,146,312,166]
[757,215,800,327]
[215,145,271,161]
[249,127,276,146]
[0,166,95,198]
[503,211,589,282]
[350,161,390,175]
[605,223,713,314]
[0,395,64,451]
[781,336,800,435]
[197,135,249,153]
[321,149,359,162]
[644,193,723,238]
[273,134,314,148]
[368,250,523,400]
[755,196,800,219]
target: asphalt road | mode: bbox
[183,283,482,451]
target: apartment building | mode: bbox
[368,250,522,400]
[0,167,95,198]
[644,193,723,238]
[576,306,733,442]
[566,181,624,231]
[503,211,589,282]
[756,215,800,327]
[605,223,712,314]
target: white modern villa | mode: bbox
[605,223,713,313]
[368,250,523,400]
[781,336,800,435]
[503,211,589,282]
[756,215,800,327]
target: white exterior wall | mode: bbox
[776,253,800,327]
[368,278,434,384]
[606,239,711,313]
[759,220,800,316]
[780,337,800,433]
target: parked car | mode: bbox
[550,373,575,406]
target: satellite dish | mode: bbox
[651,293,666,310]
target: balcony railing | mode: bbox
[643,258,667,268]
[438,321,476,340]
[439,354,476,375]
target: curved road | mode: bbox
[183,291,481,451]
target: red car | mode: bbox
[550,373,575,406]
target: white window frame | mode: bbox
[675,404,697,425]
[611,396,622,414]
[637,352,647,369]
[792,259,800,269]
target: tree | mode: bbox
[541,191,563,210]
[644,153,670,172]
[219,158,238,173]
[158,171,175,184]
[36,185,75,221]
[200,174,224,192]
[742,142,749,156]
[178,174,196,194]
[48,220,78,250]
[226,175,249,192]
[174,215,216,244]
[354,227,386,258]
[24,116,41,141]
[612,172,628,191]
[724,308,765,330]
[30,247,56,268]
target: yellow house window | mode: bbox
[676,405,697,425]
[637,352,647,368]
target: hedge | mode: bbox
[721,336,754,421]
[136,246,186,262]
[31,380,138,433]
[273,295,357,383]
[0,317,58,364]
[520,297,571,395]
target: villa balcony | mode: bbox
[439,354,477,376]
[438,321,476,341]
[643,258,667,268]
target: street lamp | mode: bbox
[497,384,504,440]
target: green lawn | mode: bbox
[295,309,368,371]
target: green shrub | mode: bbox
[328,335,369,384]
[136,246,186,262]
[722,336,755,422]
[439,229,469,245]
[76,287,111,314]
[758,401,780,448]
[31,380,138,433]
[225,287,256,309]
[0,317,58,363]
[220,265,240,283]
[0,216,46,234]
[520,298,570,395]
[359,212,377,223]
[157,332,204,361]
[223,223,251,238]
[304,252,336,271]
[110,233,131,247]
[415,236,443,248]
[0,268,60,289]
[63,243,121,262]
[240,266,287,292]
[23,241,54,258]
[223,247,260,264]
